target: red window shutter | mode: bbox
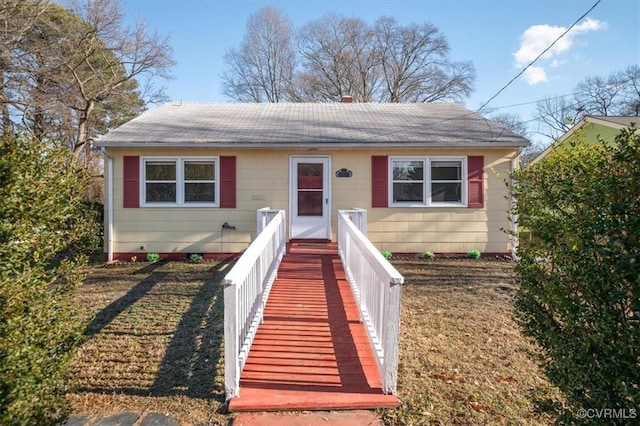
[220,156,236,208]
[123,156,140,208]
[467,156,484,208]
[372,156,388,208]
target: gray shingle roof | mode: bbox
[94,102,530,148]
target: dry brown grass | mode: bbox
[67,258,562,425]
[382,258,563,425]
[67,260,229,425]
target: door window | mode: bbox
[297,163,323,216]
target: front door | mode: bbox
[290,156,331,239]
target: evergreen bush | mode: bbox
[0,135,100,425]
[509,128,640,422]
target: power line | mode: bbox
[486,73,640,112]
[476,0,602,114]
[360,0,615,144]
[483,93,574,110]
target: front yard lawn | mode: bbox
[67,258,561,425]
[68,260,229,425]
[385,258,562,425]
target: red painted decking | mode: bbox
[228,242,399,412]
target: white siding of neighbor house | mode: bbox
[104,147,517,257]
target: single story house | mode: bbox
[531,115,638,164]
[94,101,529,261]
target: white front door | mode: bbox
[290,156,331,239]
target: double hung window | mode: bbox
[390,157,466,207]
[142,157,218,206]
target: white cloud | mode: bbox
[550,59,564,68]
[523,66,548,84]
[513,18,606,85]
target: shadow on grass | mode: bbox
[394,260,515,291]
[78,259,232,402]
[528,386,565,419]
[84,260,170,337]
[148,260,230,400]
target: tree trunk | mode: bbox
[0,71,11,135]
[74,99,94,163]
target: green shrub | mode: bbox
[189,253,204,263]
[381,250,392,259]
[509,128,640,422]
[467,249,481,259]
[421,251,435,260]
[146,252,160,262]
[0,135,100,425]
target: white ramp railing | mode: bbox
[338,209,403,394]
[344,207,367,235]
[224,210,286,399]
[257,207,280,235]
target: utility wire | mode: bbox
[484,93,574,110]
[476,0,602,113]
[361,0,606,143]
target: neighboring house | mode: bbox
[531,115,638,164]
[94,101,529,261]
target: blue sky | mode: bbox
[121,0,639,144]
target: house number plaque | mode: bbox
[335,168,353,178]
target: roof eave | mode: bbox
[584,115,637,129]
[530,116,634,164]
[558,116,632,144]
[94,141,529,149]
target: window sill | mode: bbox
[141,203,219,208]
[389,203,467,208]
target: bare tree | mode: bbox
[221,7,297,102]
[619,65,640,115]
[490,112,529,138]
[535,67,640,143]
[373,16,474,103]
[534,95,581,141]
[297,13,380,102]
[574,74,622,116]
[222,8,476,104]
[2,0,174,164]
[62,0,174,160]
[489,112,549,165]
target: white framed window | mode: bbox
[430,159,464,204]
[391,159,425,204]
[141,157,219,207]
[390,156,466,207]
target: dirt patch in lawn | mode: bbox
[382,258,563,425]
[67,260,229,425]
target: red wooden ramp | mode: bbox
[228,242,399,412]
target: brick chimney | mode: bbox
[340,95,353,103]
